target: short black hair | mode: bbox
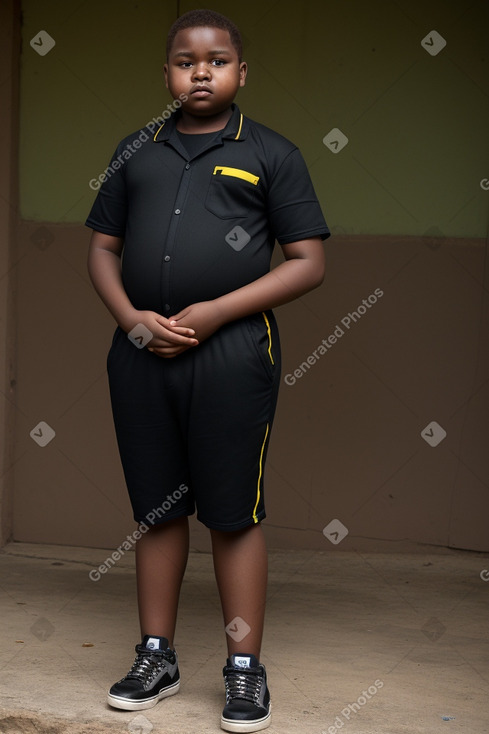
[166,9,242,62]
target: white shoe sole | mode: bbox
[221,704,271,732]
[107,679,180,711]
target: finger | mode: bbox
[166,309,187,322]
[148,341,194,354]
[158,323,197,339]
[156,314,193,333]
[166,324,196,335]
[150,346,191,358]
[151,332,198,347]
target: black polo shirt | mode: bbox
[86,104,329,315]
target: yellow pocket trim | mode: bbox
[213,166,259,185]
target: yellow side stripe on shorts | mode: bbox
[213,166,260,185]
[262,312,274,365]
[253,423,269,523]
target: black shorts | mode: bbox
[107,311,281,531]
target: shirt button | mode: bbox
[174,208,181,214]
[164,304,171,311]
[164,255,170,262]
[185,164,190,170]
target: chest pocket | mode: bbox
[205,166,260,219]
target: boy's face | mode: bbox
[164,26,247,119]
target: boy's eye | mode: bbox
[178,59,226,68]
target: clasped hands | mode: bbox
[138,301,224,358]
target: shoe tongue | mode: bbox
[230,653,259,669]
[142,634,169,651]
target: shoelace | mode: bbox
[126,649,173,685]
[224,667,262,704]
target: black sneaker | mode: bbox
[221,654,271,732]
[107,635,180,711]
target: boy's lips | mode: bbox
[191,86,212,97]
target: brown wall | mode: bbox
[10,223,489,552]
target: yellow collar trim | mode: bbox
[153,122,165,142]
[153,112,243,142]
[235,113,243,140]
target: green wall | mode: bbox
[20,0,489,236]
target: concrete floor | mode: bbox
[0,542,488,734]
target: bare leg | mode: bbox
[135,516,189,647]
[211,524,268,660]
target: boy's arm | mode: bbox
[87,230,198,356]
[167,237,325,343]
[216,236,325,316]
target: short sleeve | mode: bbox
[267,148,330,245]
[85,144,128,237]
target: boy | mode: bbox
[86,9,329,733]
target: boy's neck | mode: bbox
[176,106,233,134]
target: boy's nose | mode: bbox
[193,64,211,80]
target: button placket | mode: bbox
[161,162,192,313]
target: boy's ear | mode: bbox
[163,63,169,88]
[239,61,247,87]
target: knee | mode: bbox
[210,523,262,542]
